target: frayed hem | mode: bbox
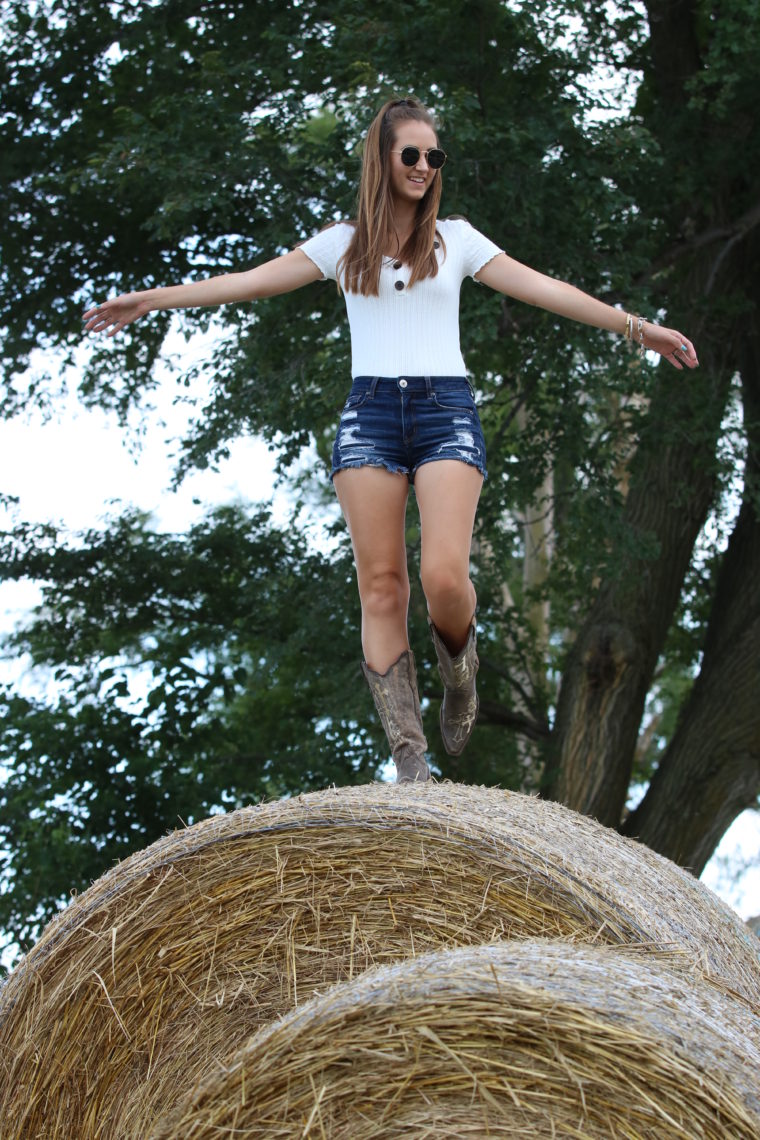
[331,460,411,482]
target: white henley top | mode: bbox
[299,218,503,377]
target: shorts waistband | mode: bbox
[351,375,469,396]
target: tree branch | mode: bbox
[642,199,760,288]
[478,653,546,722]
[475,699,551,742]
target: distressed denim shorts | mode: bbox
[331,375,487,482]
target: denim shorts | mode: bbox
[331,375,487,482]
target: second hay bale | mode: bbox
[150,941,760,1139]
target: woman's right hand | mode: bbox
[82,292,152,337]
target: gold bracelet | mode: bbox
[623,312,647,357]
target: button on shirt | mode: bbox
[299,218,503,377]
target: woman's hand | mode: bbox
[640,322,699,370]
[83,293,152,337]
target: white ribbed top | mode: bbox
[299,218,503,377]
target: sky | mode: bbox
[0,331,758,964]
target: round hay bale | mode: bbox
[149,940,760,1139]
[1,783,758,1139]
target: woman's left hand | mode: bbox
[641,322,699,370]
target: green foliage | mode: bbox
[0,506,367,948]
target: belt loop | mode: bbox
[369,376,380,398]
[425,375,433,396]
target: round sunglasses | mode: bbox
[392,145,447,169]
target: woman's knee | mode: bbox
[420,563,472,614]
[359,568,410,620]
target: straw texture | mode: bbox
[151,940,760,1138]
[1,783,758,1138]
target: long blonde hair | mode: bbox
[338,97,444,296]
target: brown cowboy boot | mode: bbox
[429,617,479,755]
[362,650,430,783]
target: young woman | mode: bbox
[84,96,698,785]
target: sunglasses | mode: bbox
[393,145,447,169]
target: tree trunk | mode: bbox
[623,292,760,872]
[544,0,759,849]
[544,358,728,826]
[622,497,760,872]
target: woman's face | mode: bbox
[388,120,440,207]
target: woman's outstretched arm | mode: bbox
[83,249,323,337]
[475,253,698,370]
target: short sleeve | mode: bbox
[298,222,353,282]
[457,221,503,279]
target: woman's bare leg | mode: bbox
[415,460,483,755]
[333,466,411,672]
[335,465,429,781]
[414,460,483,651]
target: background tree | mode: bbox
[1,0,757,963]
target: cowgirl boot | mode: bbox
[429,616,479,756]
[362,650,430,783]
